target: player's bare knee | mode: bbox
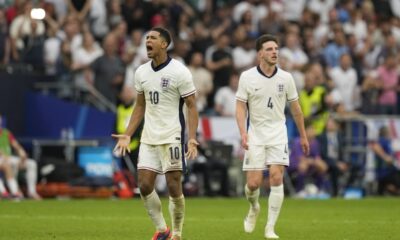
[247,181,260,191]
[139,182,154,196]
[166,180,182,197]
[269,172,283,186]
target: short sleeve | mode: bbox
[286,73,298,102]
[236,73,248,102]
[178,67,196,98]
[134,68,143,94]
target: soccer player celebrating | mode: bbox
[113,28,198,240]
[236,34,309,239]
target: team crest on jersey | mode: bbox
[160,77,170,91]
[277,83,284,92]
[277,83,284,97]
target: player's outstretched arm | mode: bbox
[236,100,248,150]
[112,93,146,156]
[184,94,199,160]
[289,100,310,155]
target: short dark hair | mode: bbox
[151,27,171,47]
[256,34,279,51]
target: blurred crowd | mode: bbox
[0,0,400,198]
[0,0,399,115]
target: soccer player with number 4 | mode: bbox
[236,34,310,239]
[112,27,199,240]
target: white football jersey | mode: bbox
[134,57,196,145]
[236,66,298,146]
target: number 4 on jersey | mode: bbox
[267,97,273,109]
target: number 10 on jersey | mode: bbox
[149,91,159,104]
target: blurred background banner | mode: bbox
[25,92,115,139]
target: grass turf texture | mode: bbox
[0,198,399,240]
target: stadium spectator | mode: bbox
[360,71,380,114]
[43,15,61,76]
[123,29,143,64]
[71,30,103,97]
[66,0,93,22]
[5,0,24,26]
[214,72,238,117]
[278,50,304,92]
[289,123,329,195]
[9,1,45,63]
[87,0,108,41]
[110,20,128,60]
[0,114,41,200]
[190,20,213,54]
[299,69,329,135]
[307,0,335,24]
[376,52,399,115]
[281,0,306,22]
[232,36,257,72]
[115,86,142,169]
[343,9,368,43]
[205,33,233,108]
[188,52,213,114]
[323,29,349,68]
[236,34,309,239]
[107,0,123,30]
[89,33,125,105]
[376,33,398,66]
[318,117,349,197]
[280,32,309,71]
[44,0,68,22]
[370,126,400,195]
[112,27,198,240]
[258,5,284,36]
[328,53,360,112]
[20,18,46,72]
[0,152,20,199]
[170,38,190,63]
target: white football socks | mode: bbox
[141,190,167,232]
[26,160,38,196]
[245,184,260,208]
[267,184,284,230]
[7,178,19,195]
[169,195,185,237]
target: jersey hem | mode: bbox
[242,167,268,171]
[137,167,163,174]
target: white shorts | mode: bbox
[137,143,184,174]
[243,144,289,171]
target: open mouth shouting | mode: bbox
[146,45,153,55]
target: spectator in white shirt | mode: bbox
[329,53,359,112]
[188,52,213,113]
[232,37,257,72]
[214,72,238,117]
[71,31,103,92]
[280,32,309,71]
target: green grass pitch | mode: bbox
[1,197,399,240]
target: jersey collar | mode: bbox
[151,56,172,72]
[257,65,278,78]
